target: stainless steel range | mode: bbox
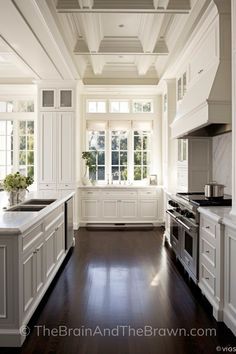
[166,192,232,284]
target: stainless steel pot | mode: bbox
[204,181,225,199]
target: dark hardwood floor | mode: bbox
[2,227,236,354]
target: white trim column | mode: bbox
[231,0,236,215]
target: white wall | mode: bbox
[212,132,232,195]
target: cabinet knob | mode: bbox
[55,227,59,231]
[205,250,210,254]
[198,69,204,74]
[205,277,209,280]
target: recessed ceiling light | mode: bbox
[118,24,124,28]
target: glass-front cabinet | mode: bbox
[40,89,73,110]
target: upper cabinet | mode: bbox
[40,88,74,111]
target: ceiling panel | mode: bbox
[101,13,142,37]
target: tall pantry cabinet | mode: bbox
[38,87,75,194]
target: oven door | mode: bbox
[178,218,198,281]
[167,210,181,257]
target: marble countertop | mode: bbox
[78,184,163,189]
[198,206,236,229]
[198,206,232,223]
[0,190,74,235]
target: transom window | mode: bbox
[133,100,153,113]
[110,100,129,113]
[87,101,106,113]
[0,100,34,112]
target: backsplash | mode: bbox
[212,132,232,195]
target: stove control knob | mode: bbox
[185,211,194,219]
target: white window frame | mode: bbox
[109,99,130,113]
[0,117,36,189]
[86,99,107,113]
[132,99,153,113]
[85,124,154,185]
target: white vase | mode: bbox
[82,167,90,186]
[7,191,18,206]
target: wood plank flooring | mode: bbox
[1,227,236,354]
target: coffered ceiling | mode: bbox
[0,0,209,85]
[48,0,193,84]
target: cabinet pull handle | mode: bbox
[205,250,210,254]
[65,184,68,187]
[33,251,37,254]
[205,226,210,229]
[198,69,203,74]
[87,192,93,194]
[205,277,209,280]
[55,227,59,231]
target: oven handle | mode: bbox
[176,217,191,231]
[166,209,177,219]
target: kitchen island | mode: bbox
[0,191,75,347]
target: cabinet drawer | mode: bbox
[138,190,157,197]
[39,183,57,190]
[58,183,75,190]
[200,263,215,296]
[44,206,64,233]
[81,190,100,198]
[200,236,216,267]
[22,223,44,253]
[201,216,216,239]
[102,190,137,199]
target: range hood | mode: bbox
[171,1,231,139]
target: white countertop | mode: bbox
[78,184,163,189]
[198,206,232,223]
[0,190,74,235]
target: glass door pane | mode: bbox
[60,90,72,108]
[42,90,54,108]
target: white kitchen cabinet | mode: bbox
[57,112,75,187]
[198,213,224,321]
[40,88,73,111]
[177,138,212,193]
[45,230,56,280]
[39,112,57,187]
[22,252,35,314]
[119,200,138,219]
[78,187,163,225]
[39,111,75,191]
[223,226,236,336]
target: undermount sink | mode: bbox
[6,205,46,212]
[22,199,56,205]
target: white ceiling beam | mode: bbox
[77,13,105,74]
[56,0,190,13]
[74,38,168,55]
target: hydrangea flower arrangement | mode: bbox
[3,172,33,192]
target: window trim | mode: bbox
[109,99,130,114]
[86,99,107,114]
[132,99,153,114]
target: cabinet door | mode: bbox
[35,242,44,296]
[55,221,65,262]
[224,228,236,334]
[81,199,100,220]
[119,200,138,220]
[39,112,57,186]
[139,199,158,220]
[59,89,73,110]
[57,112,74,188]
[23,252,35,313]
[40,89,56,110]
[102,200,119,219]
[45,230,56,280]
